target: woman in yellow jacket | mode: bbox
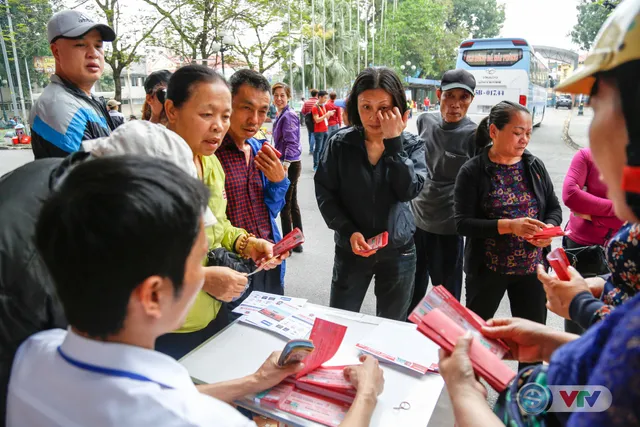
[156,64,281,359]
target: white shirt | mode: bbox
[6,329,256,427]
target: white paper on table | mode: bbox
[231,291,307,316]
[356,321,440,374]
[241,301,317,340]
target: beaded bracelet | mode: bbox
[236,233,256,259]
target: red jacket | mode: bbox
[325,100,342,127]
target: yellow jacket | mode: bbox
[176,155,247,333]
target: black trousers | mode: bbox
[280,160,303,237]
[410,228,464,318]
[466,265,547,370]
[330,244,417,321]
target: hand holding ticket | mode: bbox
[248,229,304,277]
[546,247,571,281]
[531,225,566,240]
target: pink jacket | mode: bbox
[563,148,623,246]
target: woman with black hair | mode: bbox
[453,100,562,368]
[142,69,172,124]
[155,65,278,359]
[314,67,427,321]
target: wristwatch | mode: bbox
[283,161,291,168]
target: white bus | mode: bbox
[455,38,549,126]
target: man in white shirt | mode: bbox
[6,155,384,427]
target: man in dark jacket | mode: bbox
[107,99,125,128]
[409,69,478,308]
[30,10,116,159]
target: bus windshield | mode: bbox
[462,49,523,67]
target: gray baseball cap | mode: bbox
[48,10,116,44]
[440,69,476,95]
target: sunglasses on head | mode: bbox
[154,88,167,104]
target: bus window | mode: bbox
[462,49,523,67]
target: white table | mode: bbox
[180,303,454,427]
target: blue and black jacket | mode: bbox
[29,75,115,159]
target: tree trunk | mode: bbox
[113,66,122,103]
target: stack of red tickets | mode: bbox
[409,286,516,392]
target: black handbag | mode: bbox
[562,239,610,278]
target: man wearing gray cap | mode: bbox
[29,10,117,159]
[409,69,478,310]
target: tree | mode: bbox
[570,0,616,50]
[143,0,252,65]
[446,0,505,39]
[232,0,297,74]
[378,0,461,79]
[77,0,169,101]
[0,0,59,98]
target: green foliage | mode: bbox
[447,0,505,39]
[570,0,615,51]
[379,0,461,79]
[0,0,59,94]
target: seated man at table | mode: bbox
[6,155,384,427]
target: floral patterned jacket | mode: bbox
[569,222,640,329]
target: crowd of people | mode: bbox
[0,1,639,426]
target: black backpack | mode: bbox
[304,110,315,132]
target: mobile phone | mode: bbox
[547,247,571,281]
[273,228,305,257]
[367,232,389,250]
[262,141,282,159]
[277,339,315,366]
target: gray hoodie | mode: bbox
[410,112,477,235]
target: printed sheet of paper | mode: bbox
[356,321,440,374]
[240,301,318,340]
[295,318,347,379]
[232,291,307,317]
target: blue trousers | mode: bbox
[313,131,328,170]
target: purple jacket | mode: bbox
[563,148,623,246]
[272,105,301,162]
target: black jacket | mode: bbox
[0,156,82,424]
[315,127,427,251]
[454,147,563,277]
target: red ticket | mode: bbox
[418,308,516,392]
[278,389,350,426]
[297,366,355,391]
[295,318,347,379]
[273,228,305,257]
[531,226,565,239]
[366,232,388,250]
[547,247,572,281]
